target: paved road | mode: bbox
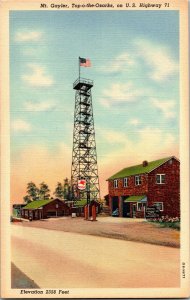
[11,224,180,288]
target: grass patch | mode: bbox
[151,221,180,230]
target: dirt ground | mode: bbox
[16,216,180,248]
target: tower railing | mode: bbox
[73,77,93,90]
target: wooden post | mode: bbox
[84,205,88,220]
[92,205,96,221]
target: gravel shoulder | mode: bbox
[15,216,180,248]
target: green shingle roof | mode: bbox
[124,195,146,203]
[108,157,173,180]
[74,199,100,207]
[22,199,53,210]
[75,199,87,207]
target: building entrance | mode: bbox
[123,202,131,218]
[112,196,119,212]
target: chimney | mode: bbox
[143,160,148,167]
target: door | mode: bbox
[112,196,119,212]
[132,204,137,218]
[123,202,131,217]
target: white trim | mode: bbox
[135,175,142,186]
[137,202,146,211]
[123,177,128,187]
[113,179,118,188]
[153,202,164,211]
[156,174,166,184]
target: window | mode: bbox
[156,174,165,184]
[135,175,141,186]
[123,177,128,187]
[153,202,164,211]
[114,179,118,188]
[137,203,146,211]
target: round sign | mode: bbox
[78,179,86,190]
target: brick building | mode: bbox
[21,198,70,220]
[107,156,180,218]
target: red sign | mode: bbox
[78,179,86,190]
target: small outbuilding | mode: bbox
[13,204,26,217]
[72,199,101,216]
[21,198,70,220]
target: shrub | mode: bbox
[149,216,180,230]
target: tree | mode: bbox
[67,184,72,200]
[53,178,73,201]
[39,182,50,200]
[64,178,74,201]
[54,182,64,199]
[26,182,39,201]
[23,195,32,204]
[63,178,69,199]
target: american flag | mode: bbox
[79,57,91,67]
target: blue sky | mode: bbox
[10,10,179,199]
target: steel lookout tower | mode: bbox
[71,57,100,204]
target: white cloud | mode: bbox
[22,48,39,56]
[15,30,43,42]
[129,118,141,126]
[97,126,178,196]
[99,52,136,73]
[99,98,110,108]
[151,98,176,118]
[136,127,176,159]
[98,39,178,82]
[22,64,54,87]
[97,128,127,144]
[135,39,178,82]
[99,126,178,170]
[12,119,32,132]
[24,101,56,112]
[100,82,149,108]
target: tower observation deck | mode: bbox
[71,77,100,204]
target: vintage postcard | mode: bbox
[0,0,189,298]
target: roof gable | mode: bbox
[108,156,178,180]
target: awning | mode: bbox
[124,195,147,203]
